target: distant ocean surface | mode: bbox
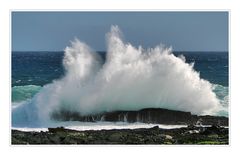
[12,51,229,126]
[12,51,228,86]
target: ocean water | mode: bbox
[12,51,228,87]
[11,26,229,128]
[12,52,228,106]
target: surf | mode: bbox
[12,25,226,127]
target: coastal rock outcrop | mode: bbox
[51,108,228,126]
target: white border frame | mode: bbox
[1,1,239,156]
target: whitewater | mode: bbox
[12,25,227,128]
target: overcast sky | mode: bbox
[12,12,228,52]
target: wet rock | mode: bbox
[51,108,228,126]
[199,116,228,126]
[201,125,223,135]
[48,127,65,133]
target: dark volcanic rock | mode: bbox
[103,108,193,125]
[12,126,229,145]
[198,115,228,126]
[51,108,228,126]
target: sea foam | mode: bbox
[12,25,224,127]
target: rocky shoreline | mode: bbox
[12,108,229,145]
[12,125,228,145]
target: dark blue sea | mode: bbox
[12,51,228,86]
